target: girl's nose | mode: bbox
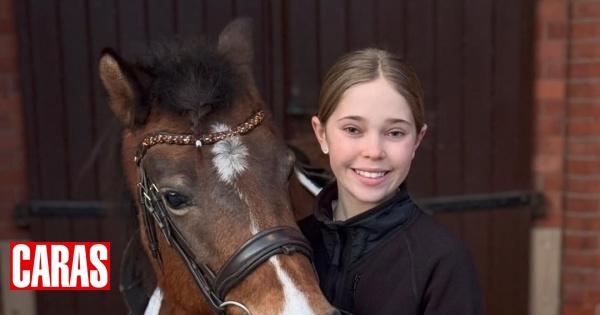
[361,136,385,159]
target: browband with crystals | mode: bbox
[134,110,265,165]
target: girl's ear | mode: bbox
[311,116,329,153]
[412,124,428,158]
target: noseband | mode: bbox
[134,110,313,314]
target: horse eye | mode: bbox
[163,191,189,210]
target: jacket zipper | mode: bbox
[350,273,361,312]
[332,228,353,307]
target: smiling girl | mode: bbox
[300,49,483,315]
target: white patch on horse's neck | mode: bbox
[210,123,249,184]
[271,257,316,315]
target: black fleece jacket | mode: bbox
[299,182,484,315]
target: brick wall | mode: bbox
[535,0,569,229]
[0,0,26,240]
[535,0,600,314]
[563,1,600,314]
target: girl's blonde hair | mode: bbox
[317,48,425,132]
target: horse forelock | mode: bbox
[136,38,242,119]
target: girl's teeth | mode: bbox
[355,169,385,178]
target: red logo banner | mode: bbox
[10,242,110,290]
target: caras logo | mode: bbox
[10,242,110,290]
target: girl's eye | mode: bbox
[163,191,189,210]
[344,126,360,134]
[388,130,406,137]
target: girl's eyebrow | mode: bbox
[337,115,364,122]
[337,115,413,126]
[385,118,413,126]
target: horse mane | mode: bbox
[135,37,242,117]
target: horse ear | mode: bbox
[98,48,151,128]
[217,18,254,65]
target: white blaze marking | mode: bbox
[210,123,248,183]
[271,257,316,315]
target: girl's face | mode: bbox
[312,77,427,215]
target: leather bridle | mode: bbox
[134,110,314,314]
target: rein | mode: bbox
[134,110,313,314]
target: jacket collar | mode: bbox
[313,181,418,264]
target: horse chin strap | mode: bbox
[135,111,314,315]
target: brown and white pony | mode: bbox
[99,19,338,315]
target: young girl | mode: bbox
[300,48,483,315]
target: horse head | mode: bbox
[99,19,338,315]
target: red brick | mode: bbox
[0,150,23,171]
[571,42,600,59]
[536,135,565,154]
[540,99,567,116]
[0,222,28,240]
[566,197,600,213]
[0,74,7,97]
[567,119,600,136]
[0,56,18,72]
[542,60,566,79]
[570,61,600,78]
[0,169,25,186]
[534,154,563,173]
[562,303,595,315]
[0,0,10,20]
[568,178,600,194]
[0,75,18,99]
[564,287,587,304]
[565,216,587,230]
[562,269,600,286]
[0,114,16,132]
[536,116,564,135]
[568,140,600,156]
[542,173,565,191]
[547,20,568,39]
[0,19,15,33]
[568,159,600,175]
[535,20,544,40]
[0,33,17,58]
[572,1,600,19]
[536,79,566,100]
[537,40,567,60]
[571,21,600,40]
[0,0,15,28]
[564,251,597,268]
[0,131,25,150]
[569,102,600,118]
[0,94,22,111]
[538,1,568,21]
[0,187,20,204]
[569,81,600,98]
[564,234,600,250]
